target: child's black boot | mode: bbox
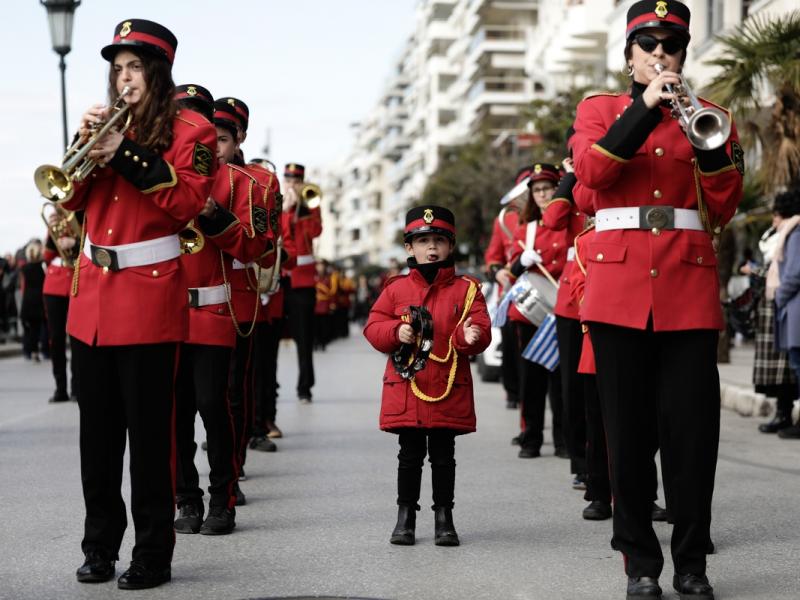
[390,505,416,545]
[433,506,460,546]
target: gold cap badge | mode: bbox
[423,209,434,224]
[655,1,669,18]
[120,21,132,38]
[534,164,542,174]
[186,86,197,97]
[227,98,236,106]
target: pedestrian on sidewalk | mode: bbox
[364,205,491,547]
[747,193,799,434]
[773,188,800,439]
[19,239,46,362]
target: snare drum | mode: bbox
[511,272,558,327]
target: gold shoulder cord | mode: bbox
[70,218,87,297]
[221,170,259,337]
[411,279,478,403]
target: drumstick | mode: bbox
[517,240,559,289]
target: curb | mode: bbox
[0,345,22,359]
[720,382,772,418]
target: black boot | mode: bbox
[433,506,460,546]
[390,505,416,545]
[758,410,792,433]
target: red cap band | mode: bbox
[113,31,175,63]
[626,12,689,37]
[405,219,456,235]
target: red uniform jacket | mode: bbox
[363,266,492,433]
[506,220,568,324]
[42,246,73,297]
[262,217,297,322]
[62,109,217,345]
[484,209,520,267]
[284,206,322,289]
[209,163,276,330]
[572,88,743,331]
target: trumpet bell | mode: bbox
[301,183,322,209]
[34,165,74,203]
[686,107,731,151]
[179,225,205,254]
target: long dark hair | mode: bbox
[520,189,542,223]
[107,49,177,155]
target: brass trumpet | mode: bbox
[301,183,322,210]
[179,221,205,254]
[654,64,730,150]
[34,86,133,203]
[41,202,81,266]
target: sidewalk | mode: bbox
[0,341,22,359]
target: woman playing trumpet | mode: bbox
[62,19,216,590]
[571,2,743,598]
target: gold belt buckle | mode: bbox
[94,248,113,268]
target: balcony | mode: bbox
[380,130,411,161]
[467,26,526,64]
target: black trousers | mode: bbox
[583,374,612,503]
[229,329,255,471]
[514,322,563,451]
[500,319,519,404]
[175,343,236,510]
[286,286,316,397]
[396,429,457,509]
[72,339,177,568]
[590,322,719,578]
[22,317,42,357]
[44,294,77,396]
[253,320,281,437]
[556,316,588,474]
[314,313,332,349]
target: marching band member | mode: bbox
[484,167,527,410]
[503,163,569,459]
[282,163,323,403]
[172,84,272,537]
[65,19,216,589]
[572,2,743,597]
[42,211,81,403]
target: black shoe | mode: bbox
[200,506,236,535]
[707,539,715,554]
[673,573,714,599]
[627,576,662,598]
[389,505,416,545]
[174,504,203,534]
[238,468,247,482]
[433,506,460,546]
[554,446,570,459]
[758,410,792,433]
[76,549,116,583]
[651,502,668,522]
[117,562,171,590]
[249,435,277,452]
[298,395,312,404]
[70,391,78,401]
[234,483,246,506]
[201,440,208,451]
[778,424,800,439]
[506,397,518,409]
[518,446,541,458]
[511,434,521,446]
[572,473,587,490]
[49,392,70,403]
[583,500,612,521]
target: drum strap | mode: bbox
[525,221,537,251]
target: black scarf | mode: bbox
[407,256,454,284]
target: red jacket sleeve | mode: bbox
[484,218,506,267]
[363,283,403,354]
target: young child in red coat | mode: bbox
[364,205,491,546]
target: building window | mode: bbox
[707,0,724,39]
[352,198,360,211]
[351,229,360,241]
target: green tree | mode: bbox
[703,11,800,193]
[420,140,518,264]
[523,86,593,162]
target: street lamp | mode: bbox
[41,0,81,150]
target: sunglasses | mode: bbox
[634,34,686,55]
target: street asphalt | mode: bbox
[0,330,798,600]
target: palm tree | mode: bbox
[703,11,800,194]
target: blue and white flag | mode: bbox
[491,278,527,328]
[522,313,559,371]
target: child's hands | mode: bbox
[397,323,416,344]
[462,317,481,345]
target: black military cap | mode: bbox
[218,97,249,132]
[527,163,560,185]
[284,163,305,180]
[175,84,213,121]
[626,1,691,40]
[404,205,456,242]
[101,19,178,65]
[213,100,242,137]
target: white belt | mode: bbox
[232,259,255,270]
[188,283,230,307]
[51,257,64,267]
[595,207,704,232]
[296,254,315,266]
[567,247,575,262]
[84,233,180,270]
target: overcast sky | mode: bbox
[1,0,416,254]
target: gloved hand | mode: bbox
[520,249,542,268]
